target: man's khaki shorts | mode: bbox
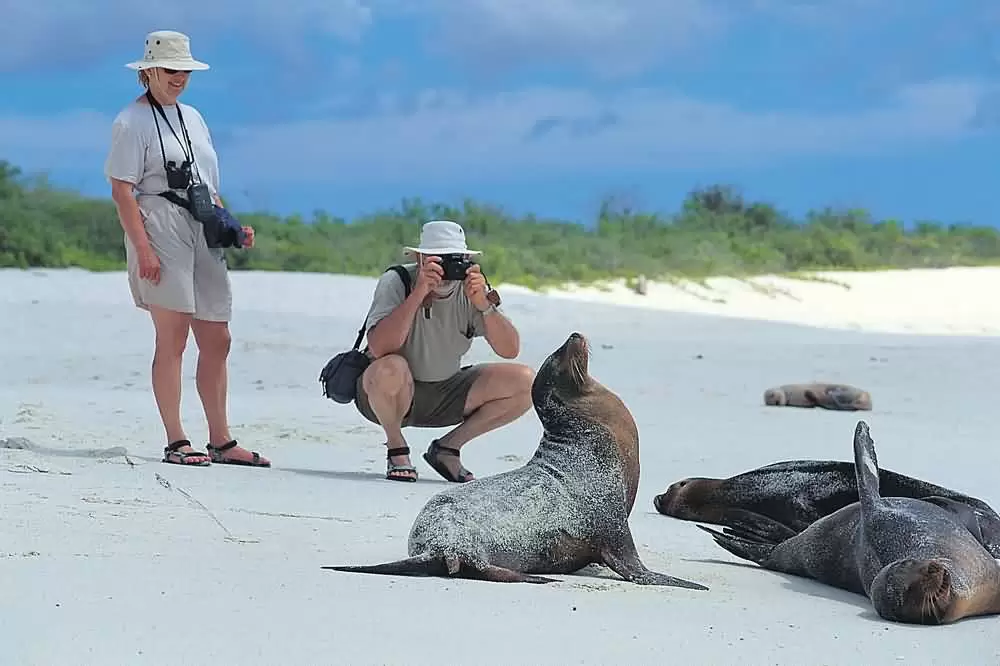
[124,195,232,322]
[355,364,482,428]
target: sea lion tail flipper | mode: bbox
[920,496,987,545]
[719,508,799,543]
[322,553,447,578]
[696,524,775,565]
[852,420,881,512]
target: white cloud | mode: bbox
[0,80,986,189]
[0,0,373,72]
[402,0,731,78]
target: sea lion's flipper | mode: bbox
[598,532,709,591]
[852,420,881,514]
[322,553,448,578]
[475,565,558,584]
[323,554,558,584]
[920,496,987,545]
[696,524,776,565]
[719,508,800,543]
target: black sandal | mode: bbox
[161,439,211,466]
[386,446,418,482]
[206,440,271,467]
[422,440,474,483]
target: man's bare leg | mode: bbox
[362,354,417,480]
[432,363,534,479]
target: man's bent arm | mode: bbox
[367,292,424,358]
[482,310,520,359]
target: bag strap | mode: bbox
[350,265,413,351]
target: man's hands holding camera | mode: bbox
[415,255,492,312]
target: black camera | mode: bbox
[439,253,472,281]
[187,182,217,224]
[165,159,193,190]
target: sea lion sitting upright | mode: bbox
[653,459,1000,558]
[698,421,1000,625]
[764,383,872,411]
[323,332,707,590]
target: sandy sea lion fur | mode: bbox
[698,421,1000,625]
[324,332,707,590]
[654,458,1000,558]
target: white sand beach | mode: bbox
[2,266,1000,665]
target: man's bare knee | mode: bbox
[510,364,535,395]
[363,354,412,397]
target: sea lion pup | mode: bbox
[653,459,1000,558]
[324,332,708,590]
[763,383,872,411]
[698,421,1000,625]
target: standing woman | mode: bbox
[104,30,270,468]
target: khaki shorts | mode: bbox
[355,364,482,428]
[124,195,233,322]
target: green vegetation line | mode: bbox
[2,160,998,290]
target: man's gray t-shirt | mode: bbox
[364,264,488,383]
[104,99,220,198]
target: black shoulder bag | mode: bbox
[319,265,412,403]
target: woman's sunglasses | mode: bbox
[162,68,191,75]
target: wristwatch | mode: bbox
[481,289,502,315]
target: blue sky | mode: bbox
[2,0,999,227]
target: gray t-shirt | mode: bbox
[364,264,488,382]
[104,99,220,198]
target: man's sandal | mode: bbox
[162,439,211,466]
[422,440,475,483]
[206,440,271,467]
[386,446,418,482]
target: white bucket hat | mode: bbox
[404,220,481,255]
[125,30,210,71]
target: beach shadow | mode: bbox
[0,437,128,460]
[279,466,451,485]
[687,556,873,611]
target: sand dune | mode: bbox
[530,266,1000,337]
[2,267,999,665]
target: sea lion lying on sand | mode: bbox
[654,459,1000,558]
[324,332,707,590]
[764,383,872,411]
[698,421,1000,625]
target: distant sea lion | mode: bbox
[763,383,872,411]
[324,332,707,590]
[654,459,1000,558]
[698,421,1000,625]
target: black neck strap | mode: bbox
[145,89,199,185]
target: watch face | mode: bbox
[486,289,501,307]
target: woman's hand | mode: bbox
[241,225,255,249]
[138,246,161,284]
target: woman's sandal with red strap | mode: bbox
[206,440,271,467]
[161,439,211,466]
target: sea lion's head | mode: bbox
[532,332,641,511]
[870,558,957,625]
[763,389,788,406]
[532,332,594,424]
[653,477,726,522]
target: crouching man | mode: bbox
[354,220,534,483]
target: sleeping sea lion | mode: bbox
[653,458,1000,558]
[698,421,1000,625]
[323,332,707,590]
[764,383,871,411]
